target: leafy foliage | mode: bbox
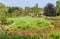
[48,30,60,39]
[56,0,60,15]
[44,3,56,16]
[30,34,42,39]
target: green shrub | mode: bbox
[21,35,28,39]
[0,31,20,39]
[48,30,60,39]
[30,34,43,39]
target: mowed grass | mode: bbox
[7,16,46,23]
[5,16,54,30]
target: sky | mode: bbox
[0,0,56,8]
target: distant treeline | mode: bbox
[0,0,60,18]
[0,3,44,18]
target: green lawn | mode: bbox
[4,16,54,30]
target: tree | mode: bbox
[33,3,40,15]
[8,7,23,17]
[0,3,8,25]
[56,0,60,15]
[44,3,56,16]
[12,10,22,17]
[24,7,31,15]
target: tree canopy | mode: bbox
[44,3,56,16]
